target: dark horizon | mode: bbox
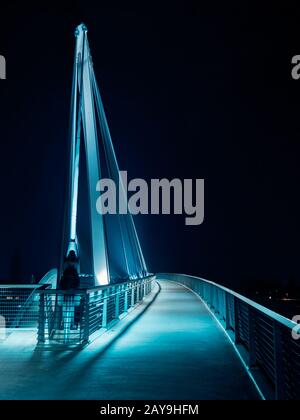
[0,2,300,296]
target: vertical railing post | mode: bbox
[83,293,90,344]
[139,282,142,301]
[234,297,241,344]
[225,293,231,330]
[273,322,285,400]
[206,284,209,304]
[248,307,257,367]
[215,289,219,316]
[124,286,128,312]
[102,290,108,328]
[38,292,45,344]
[131,284,135,307]
[195,279,199,295]
[115,287,120,319]
[147,279,151,295]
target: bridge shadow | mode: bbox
[20,282,162,399]
[11,280,259,400]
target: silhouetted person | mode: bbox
[60,250,80,290]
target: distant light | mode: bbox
[96,270,109,286]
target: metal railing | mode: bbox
[37,275,155,347]
[158,273,300,400]
[0,285,47,328]
[0,271,57,330]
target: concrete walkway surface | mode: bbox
[0,280,259,400]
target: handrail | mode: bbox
[158,273,300,401]
[164,273,297,330]
[0,284,40,289]
[3,269,58,328]
[11,284,50,328]
[37,275,156,347]
[86,275,155,293]
[38,275,155,295]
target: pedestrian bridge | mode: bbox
[1,24,299,401]
[0,274,299,400]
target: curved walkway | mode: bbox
[0,280,259,399]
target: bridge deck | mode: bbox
[0,280,259,400]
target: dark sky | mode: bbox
[0,1,299,292]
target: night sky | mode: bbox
[0,2,299,293]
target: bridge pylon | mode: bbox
[59,24,148,289]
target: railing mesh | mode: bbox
[158,273,300,400]
[0,285,49,328]
[37,276,155,347]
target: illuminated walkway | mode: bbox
[0,280,259,400]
